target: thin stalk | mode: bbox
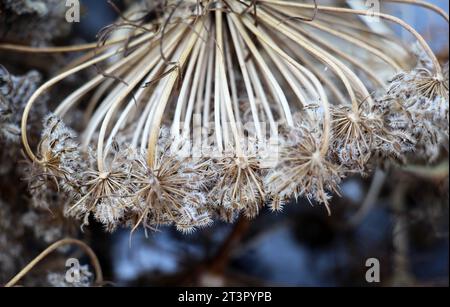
[202,30,215,140]
[259,0,443,76]
[82,56,151,150]
[229,9,331,155]
[312,15,411,68]
[5,238,103,287]
[279,38,348,105]
[247,60,278,136]
[224,29,242,127]
[0,38,126,53]
[214,29,225,153]
[21,31,156,163]
[377,0,449,22]
[279,10,403,71]
[216,9,243,155]
[183,35,208,137]
[138,79,167,151]
[147,20,204,167]
[240,6,369,112]
[227,15,264,140]
[264,43,309,107]
[256,25,327,103]
[83,79,117,125]
[55,45,148,116]
[171,36,204,138]
[229,13,294,126]
[259,6,375,108]
[106,60,166,151]
[295,25,385,87]
[83,27,186,151]
[97,51,163,172]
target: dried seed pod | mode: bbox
[266,122,343,214]
[208,150,266,220]
[128,146,212,233]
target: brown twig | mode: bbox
[208,216,251,274]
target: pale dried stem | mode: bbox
[227,16,264,140]
[0,38,126,53]
[147,20,205,167]
[215,9,244,155]
[280,40,348,105]
[260,0,443,76]
[183,33,209,137]
[229,12,295,127]
[5,238,103,288]
[56,45,148,117]
[224,29,242,127]
[299,29,386,87]
[202,32,216,139]
[171,38,203,137]
[379,0,449,22]
[21,31,156,163]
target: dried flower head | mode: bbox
[382,67,449,162]
[129,146,212,234]
[1,66,45,173]
[26,114,81,208]
[67,147,134,231]
[331,104,380,171]
[0,200,25,282]
[209,149,266,222]
[368,98,417,165]
[266,122,343,215]
[389,69,448,102]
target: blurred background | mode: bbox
[0,0,448,287]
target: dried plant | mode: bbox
[0,0,446,235]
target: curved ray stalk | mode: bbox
[21,31,157,163]
[147,19,206,167]
[259,0,443,76]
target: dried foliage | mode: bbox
[0,0,71,45]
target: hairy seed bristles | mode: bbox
[414,75,449,101]
[26,114,82,199]
[267,194,286,212]
[382,67,449,163]
[387,69,449,102]
[331,104,376,171]
[369,99,417,165]
[128,145,211,234]
[266,123,343,215]
[208,146,266,220]
[66,148,135,231]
